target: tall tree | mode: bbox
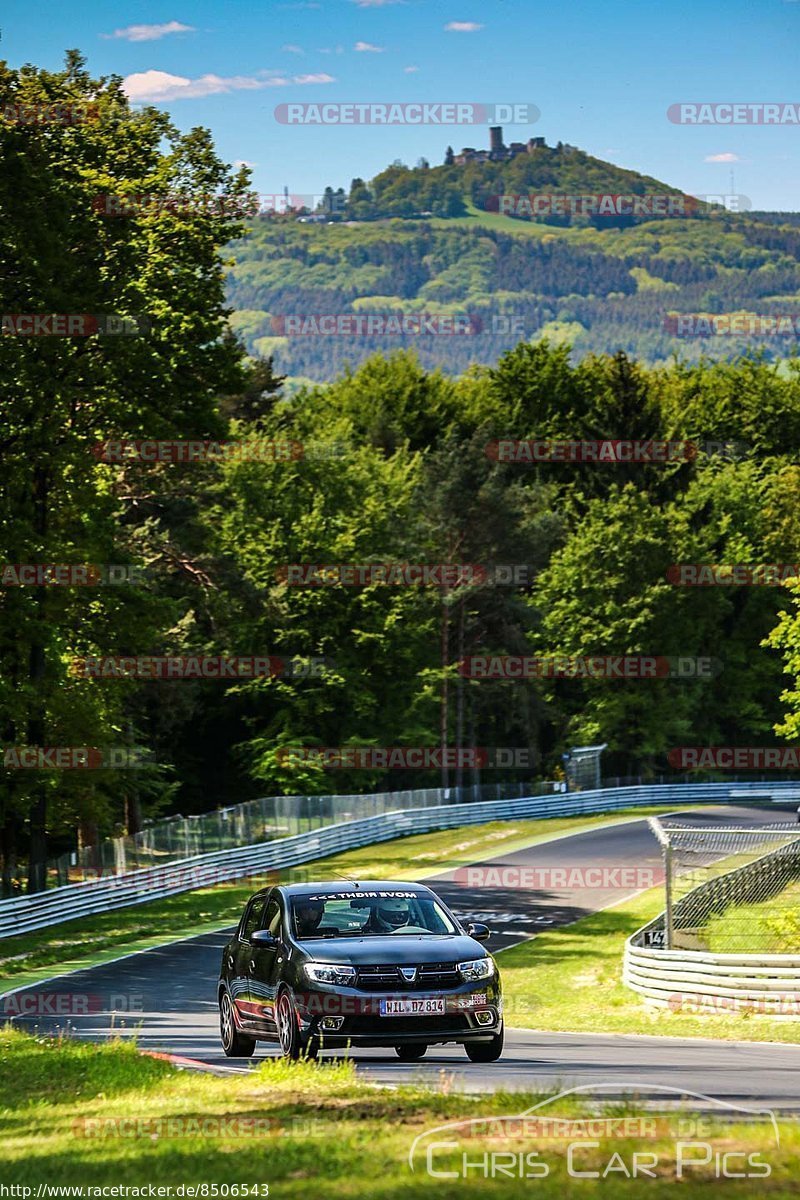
[0,52,250,888]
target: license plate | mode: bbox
[379,997,446,1017]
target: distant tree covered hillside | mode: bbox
[226,180,800,379]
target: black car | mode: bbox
[218,880,503,1062]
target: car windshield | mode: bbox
[289,890,459,939]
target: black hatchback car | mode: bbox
[218,880,503,1061]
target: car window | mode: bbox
[241,896,266,940]
[289,892,457,938]
[263,897,282,936]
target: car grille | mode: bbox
[355,962,460,991]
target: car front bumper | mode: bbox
[294,980,503,1046]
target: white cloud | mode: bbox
[354,41,384,52]
[122,69,335,102]
[704,152,741,163]
[444,21,483,32]
[403,65,420,73]
[103,21,194,42]
[351,1,404,7]
[282,44,305,54]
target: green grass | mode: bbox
[499,887,800,1043]
[703,881,800,954]
[428,204,559,239]
[0,1028,797,1195]
[0,807,676,990]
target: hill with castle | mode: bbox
[225,133,800,382]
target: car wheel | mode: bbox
[276,991,319,1060]
[395,1044,427,1061]
[219,992,256,1058]
[464,1023,504,1063]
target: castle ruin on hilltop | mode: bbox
[450,126,546,166]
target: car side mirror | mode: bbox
[251,929,280,947]
[467,922,490,942]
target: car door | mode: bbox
[247,894,285,1035]
[231,894,267,1032]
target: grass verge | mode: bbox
[0,807,675,990]
[0,1028,796,1195]
[500,887,800,1043]
[703,880,800,954]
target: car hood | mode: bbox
[299,935,487,965]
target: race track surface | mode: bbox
[7,803,800,1104]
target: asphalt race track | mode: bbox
[6,804,800,1105]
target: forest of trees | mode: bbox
[227,204,800,378]
[5,55,800,894]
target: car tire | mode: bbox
[276,991,319,1061]
[219,992,257,1058]
[464,1022,504,1063]
[395,1044,427,1061]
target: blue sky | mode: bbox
[5,0,800,208]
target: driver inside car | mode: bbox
[362,896,411,933]
[294,898,326,938]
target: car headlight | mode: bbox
[304,963,358,986]
[458,957,495,982]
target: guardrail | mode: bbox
[2,778,799,940]
[624,943,800,1012]
[625,807,800,1010]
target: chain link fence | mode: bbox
[43,774,800,890]
[46,779,565,887]
[646,817,800,952]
